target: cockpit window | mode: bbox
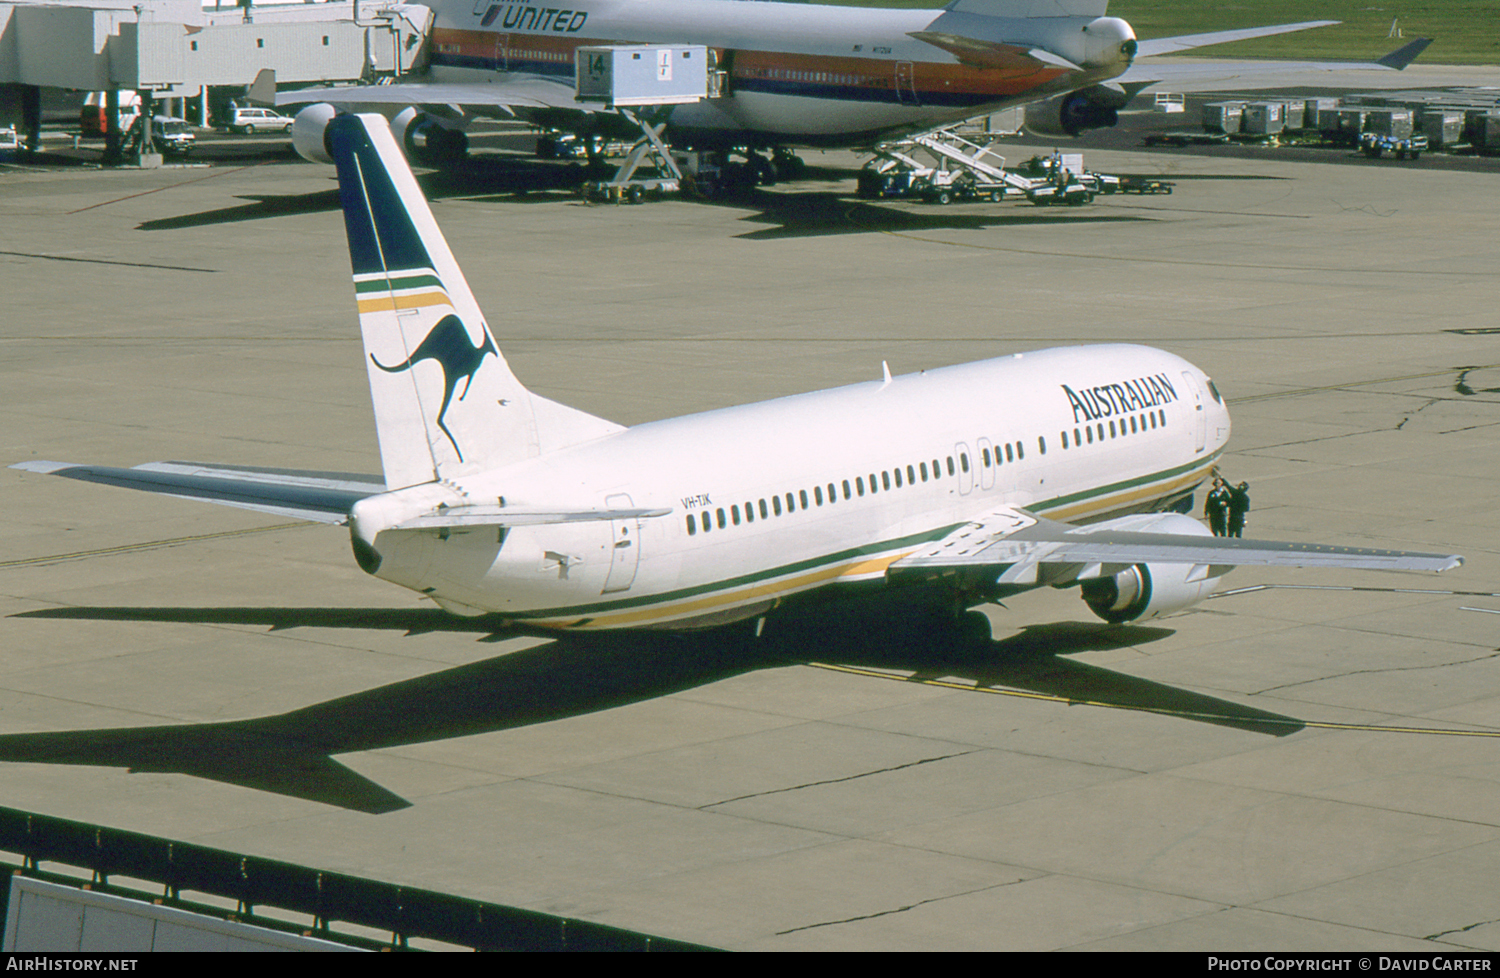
[1207,378,1223,404]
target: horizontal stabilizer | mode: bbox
[393,505,672,530]
[11,461,383,523]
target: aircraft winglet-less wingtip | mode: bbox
[275,0,1429,175]
[14,113,1460,633]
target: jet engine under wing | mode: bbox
[889,506,1462,587]
[277,77,582,113]
[11,461,385,523]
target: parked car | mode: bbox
[217,106,293,134]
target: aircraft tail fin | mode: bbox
[326,113,617,489]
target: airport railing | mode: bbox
[0,805,718,951]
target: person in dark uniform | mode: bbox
[1228,481,1250,538]
[1205,478,1230,536]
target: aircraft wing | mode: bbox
[1133,21,1339,59]
[889,506,1461,587]
[277,77,582,113]
[1121,37,1432,93]
[11,461,384,524]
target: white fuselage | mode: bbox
[361,344,1230,629]
[425,0,1135,144]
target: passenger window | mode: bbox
[759,499,769,519]
[983,446,992,465]
[843,479,852,500]
[1074,428,1081,445]
[882,471,891,491]
[856,476,865,496]
[919,462,928,482]
[1085,427,1093,445]
[745,502,755,523]
[772,496,782,516]
[799,489,809,509]
[785,492,796,513]
[716,508,726,529]
[1005,443,1014,462]
[701,512,711,533]
[814,486,823,506]
[1016,441,1024,460]
[731,504,741,526]
[686,514,696,535]
[906,465,915,484]
[1061,431,1068,449]
[1109,421,1116,438]
[828,482,837,503]
[894,468,903,488]
[1038,436,1046,455]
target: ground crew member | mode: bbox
[1228,481,1250,538]
[1205,478,1230,536]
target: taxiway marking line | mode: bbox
[0,523,310,568]
[807,662,1500,738]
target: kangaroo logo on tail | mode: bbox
[371,314,498,461]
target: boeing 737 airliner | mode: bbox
[13,114,1460,633]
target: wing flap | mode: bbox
[277,78,583,112]
[11,461,382,524]
[890,505,1462,583]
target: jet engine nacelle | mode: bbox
[392,107,469,166]
[292,102,339,164]
[292,104,470,166]
[1025,84,1135,137]
[1077,513,1228,623]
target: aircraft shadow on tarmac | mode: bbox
[5,604,1303,814]
[135,161,1154,240]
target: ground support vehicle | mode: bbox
[1120,176,1174,194]
[1025,175,1096,206]
[1143,130,1230,147]
[859,127,1044,204]
[151,117,195,156]
[580,110,683,203]
[1360,132,1428,159]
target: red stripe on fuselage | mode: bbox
[429,26,1072,102]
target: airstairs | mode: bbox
[859,126,1041,203]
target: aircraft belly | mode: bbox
[687,92,944,139]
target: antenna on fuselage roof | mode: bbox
[881,361,892,386]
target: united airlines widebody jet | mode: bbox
[13,113,1460,633]
[280,0,1428,171]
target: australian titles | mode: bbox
[1061,373,1177,423]
[480,2,589,32]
